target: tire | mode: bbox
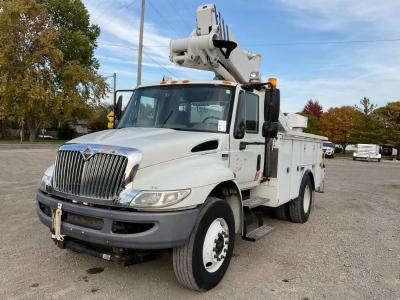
[378,158,381,162]
[173,197,235,291]
[274,203,290,221]
[289,175,314,223]
[353,157,356,161]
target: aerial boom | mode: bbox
[170,4,261,83]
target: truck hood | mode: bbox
[68,127,224,168]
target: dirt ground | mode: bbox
[0,145,399,299]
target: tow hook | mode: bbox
[51,203,65,241]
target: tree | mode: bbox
[374,101,400,149]
[0,0,107,141]
[303,99,323,118]
[302,114,322,135]
[38,0,107,128]
[38,0,101,70]
[88,103,113,132]
[320,106,360,151]
[351,97,382,144]
[355,97,376,116]
[300,100,323,135]
[0,0,64,141]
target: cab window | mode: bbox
[234,91,259,138]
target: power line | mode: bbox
[122,0,136,10]
[142,49,179,78]
[146,0,181,37]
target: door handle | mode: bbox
[239,141,265,150]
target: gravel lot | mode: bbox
[0,145,399,299]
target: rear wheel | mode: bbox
[289,175,314,223]
[173,197,235,291]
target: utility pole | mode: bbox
[137,0,145,87]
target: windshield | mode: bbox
[117,84,235,133]
[323,142,334,147]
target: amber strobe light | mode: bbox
[268,77,277,88]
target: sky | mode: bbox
[83,0,400,112]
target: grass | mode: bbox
[334,150,354,157]
[0,138,67,144]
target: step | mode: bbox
[244,225,275,241]
[242,197,270,209]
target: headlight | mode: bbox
[129,189,191,208]
[40,165,54,192]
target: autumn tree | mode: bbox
[320,106,360,151]
[303,99,323,118]
[0,0,107,141]
[0,0,64,141]
[301,99,323,135]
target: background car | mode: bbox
[322,141,335,158]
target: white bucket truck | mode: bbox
[36,4,327,291]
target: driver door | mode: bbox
[230,90,265,188]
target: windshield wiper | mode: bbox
[161,110,173,127]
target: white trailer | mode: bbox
[36,4,327,291]
[353,144,381,162]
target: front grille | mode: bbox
[53,150,128,200]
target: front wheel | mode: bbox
[173,197,235,291]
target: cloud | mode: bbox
[268,0,400,111]
[276,0,400,33]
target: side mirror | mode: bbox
[264,88,280,123]
[234,121,246,139]
[262,122,278,139]
[115,95,123,121]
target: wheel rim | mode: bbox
[303,185,311,213]
[202,218,229,273]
